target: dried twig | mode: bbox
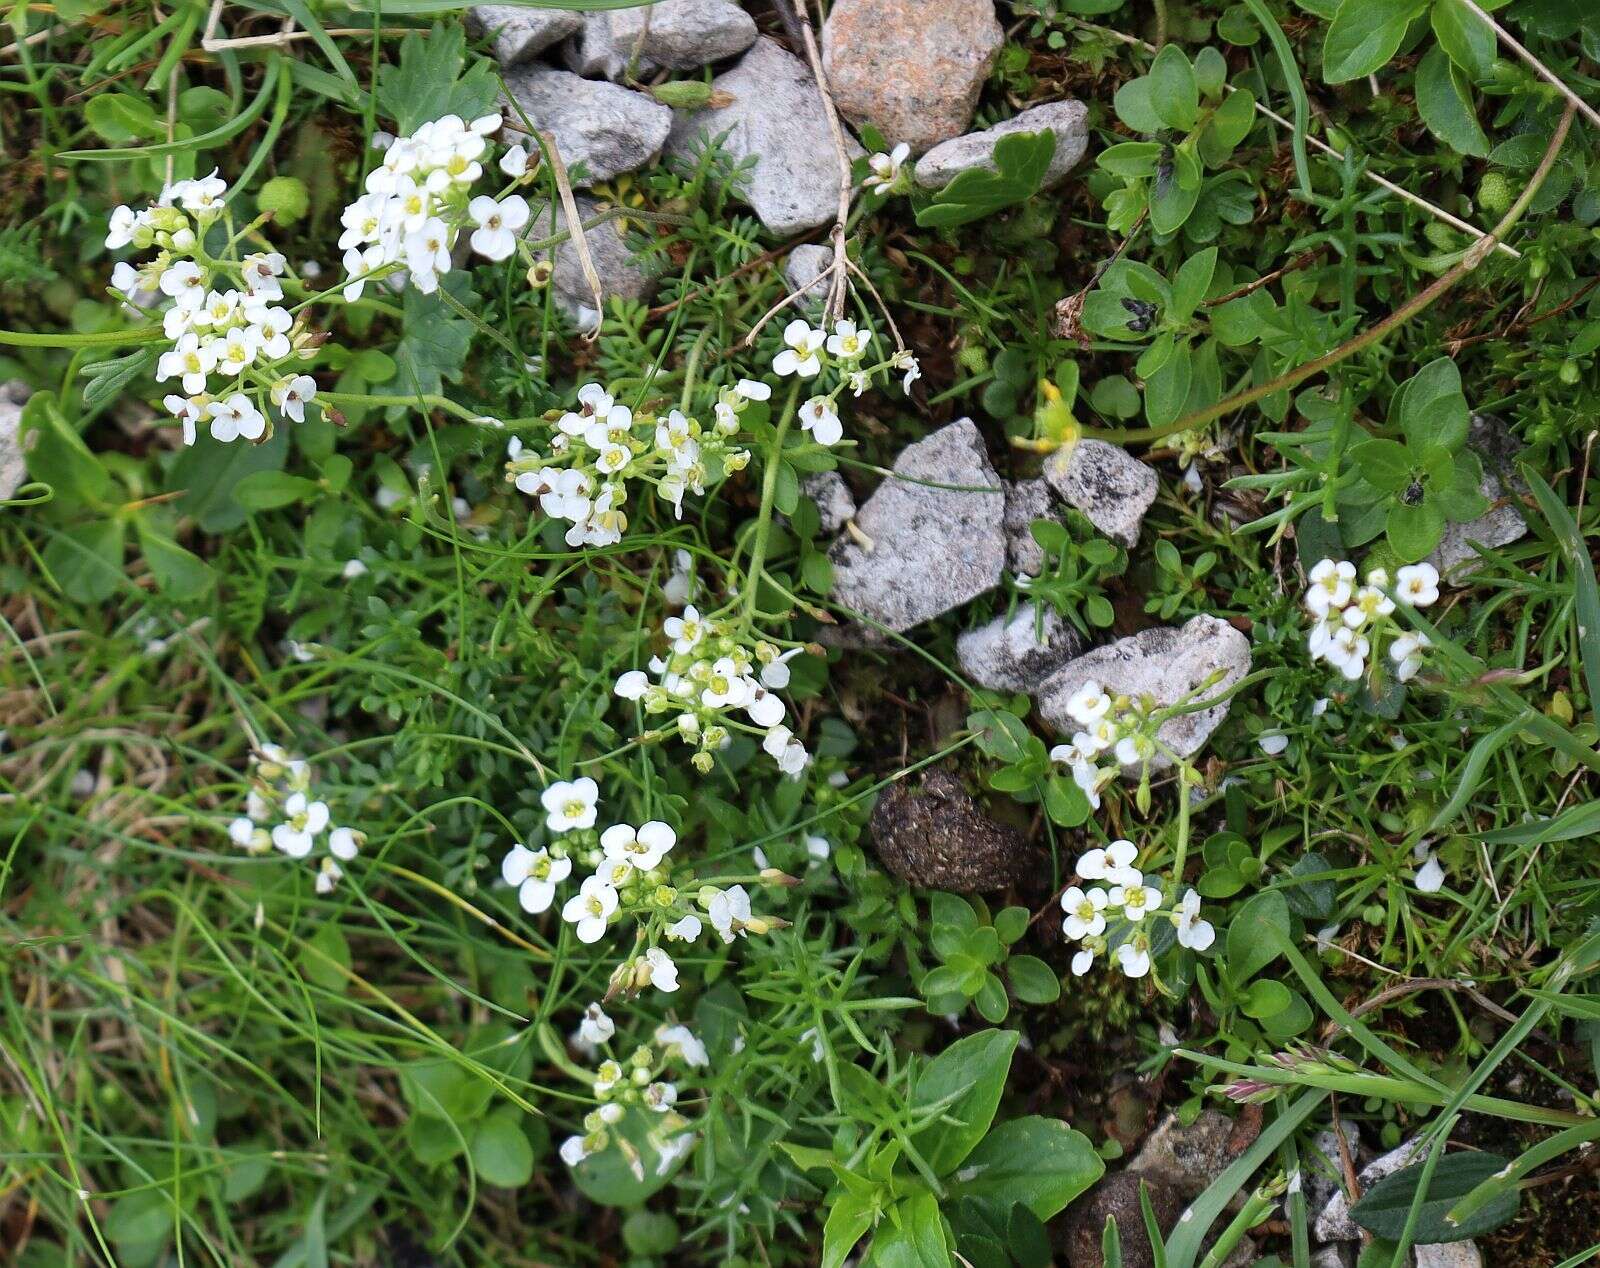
[1455,0,1600,134]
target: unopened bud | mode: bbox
[646,81,731,110]
[760,867,801,887]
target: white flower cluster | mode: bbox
[559,1008,703,1182]
[1304,559,1439,682]
[505,382,753,547]
[339,112,529,301]
[1046,679,1168,811]
[614,604,808,776]
[106,171,317,445]
[770,317,919,446]
[1059,840,1213,980]
[226,744,364,893]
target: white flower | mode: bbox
[1110,879,1162,921]
[499,144,530,178]
[735,378,771,401]
[206,394,266,443]
[177,168,227,214]
[562,875,619,943]
[1343,585,1395,627]
[577,1003,614,1047]
[798,395,843,446]
[700,658,749,709]
[762,724,809,776]
[1258,730,1289,756]
[502,843,573,913]
[541,777,599,833]
[601,820,676,870]
[892,350,921,392]
[106,205,142,250]
[615,670,649,700]
[328,826,361,861]
[559,1135,590,1166]
[643,947,679,993]
[707,884,751,943]
[1113,731,1155,768]
[1413,851,1445,893]
[656,1023,709,1067]
[242,251,285,298]
[156,332,215,395]
[644,1081,677,1111]
[1060,885,1109,940]
[403,217,453,290]
[825,319,871,361]
[1115,939,1152,979]
[271,791,328,858]
[1390,630,1430,682]
[773,319,825,378]
[1070,943,1100,976]
[1305,559,1356,617]
[666,913,702,942]
[315,858,343,894]
[468,194,529,261]
[1396,562,1441,607]
[862,142,909,194]
[271,375,317,423]
[164,394,202,446]
[1065,680,1113,727]
[744,684,787,728]
[228,816,259,848]
[760,648,802,690]
[663,605,703,654]
[1077,839,1140,886]
[1325,627,1369,680]
[1174,889,1215,950]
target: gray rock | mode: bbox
[1426,413,1528,580]
[563,12,658,80]
[501,66,671,186]
[1037,615,1251,769]
[1415,1243,1482,1268]
[470,5,582,65]
[610,0,757,69]
[822,0,1003,154]
[802,471,855,534]
[915,100,1091,190]
[1301,1119,1368,1223]
[1003,478,1060,576]
[666,37,862,236]
[1044,437,1158,547]
[1314,1136,1426,1242]
[1309,1248,1354,1268]
[532,196,657,329]
[785,244,834,307]
[956,606,1084,694]
[827,418,1006,632]
[0,379,33,502]
[1127,1110,1252,1200]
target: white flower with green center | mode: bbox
[271,791,328,858]
[1396,562,1440,607]
[1065,680,1113,727]
[825,319,871,360]
[541,777,599,833]
[1115,933,1152,978]
[1305,558,1356,617]
[773,319,825,378]
[501,843,573,913]
[562,876,618,944]
[1109,878,1162,921]
[601,821,676,871]
[1060,885,1109,940]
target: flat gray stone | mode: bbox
[915,99,1090,190]
[827,418,1006,632]
[502,66,671,186]
[1426,413,1527,580]
[666,37,861,236]
[470,5,582,65]
[957,606,1084,694]
[1044,437,1158,547]
[1309,1248,1354,1268]
[1127,1110,1251,1200]
[785,243,834,308]
[0,379,32,502]
[533,196,657,329]
[1301,1120,1367,1227]
[1415,1244,1482,1268]
[1314,1137,1425,1242]
[610,0,757,70]
[1037,615,1250,769]
[802,471,855,534]
[822,0,1002,154]
[1003,478,1060,576]
[563,12,658,80]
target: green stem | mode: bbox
[0,326,163,348]
[738,381,801,627]
[318,389,483,423]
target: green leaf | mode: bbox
[1007,955,1062,1004]
[916,131,1057,228]
[1098,141,1163,178]
[376,23,499,137]
[1148,45,1199,130]
[135,523,214,599]
[1241,977,1294,1019]
[20,392,112,508]
[1416,46,1490,156]
[170,426,290,534]
[1480,798,1600,845]
[822,1189,880,1268]
[909,1029,1019,1176]
[235,471,323,511]
[1323,0,1426,83]
[1144,341,1193,427]
[870,1191,952,1267]
[1224,889,1291,988]
[1169,247,1218,322]
[968,708,1031,763]
[81,348,157,413]
[1398,356,1470,450]
[1352,439,1414,492]
[1113,77,1167,134]
[1351,1152,1519,1242]
[43,518,125,604]
[469,1107,535,1187]
[1387,498,1447,562]
[1149,145,1201,234]
[393,273,476,399]
[945,1116,1105,1220]
[568,1109,685,1206]
[1432,0,1496,77]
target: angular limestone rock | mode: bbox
[956,606,1083,694]
[1003,478,1060,576]
[802,471,855,535]
[501,66,671,186]
[914,100,1090,190]
[0,379,32,502]
[1044,437,1158,547]
[531,196,656,329]
[470,5,583,65]
[1426,413,1528,580]
[609,0,757,70]
[827,418,1006,632]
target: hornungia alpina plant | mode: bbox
[226,744,363,893]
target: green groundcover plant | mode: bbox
[6,1,1600,1266]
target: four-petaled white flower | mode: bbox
[1174,889,1215,950]
[798,395,843,446]
[862,143,910,194]
[271,374,317,423]
[562,875,619,943]
[1305,559,1356,617]
[502,842,574,913]
[541,777,600,833]
[1060,885,1109,940]
[707,885,751,943]
[1390,630,1430,682]
[643,947,679,993]
[825,319,871,361]
[469,194,530,261]
[1396,562,1440,608]
[1110,878,1163,921]
[773,320,825,378]
[1076,839,1141,886]
[601,821,677,870]
[271,791,329,858]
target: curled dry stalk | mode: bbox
[1095,102,1577,446]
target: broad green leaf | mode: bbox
[822,1190,879,1268]
[20,392,112,508]
[945,1116,1104,1219]
[170,426,290,534]
[136,523,214,599]
[1224,889,1290,988]
[393,272,476,399]
[1350,1152,1519,1242]
[568,1110,687,1206]
[469,1107,536,1187]
[376,23,499,136]
[1387,498,1446,562]
[235,471,322,511]
[870,1191,951,1267]
[1352,439,1413,492]
[1323,0,1426,83]
[1098,141,1163,178]
[917,131,1056,228]
[909,1029,1019,1176]
[1432,0,1496,77]
[1398,356,1470,450]
[43,518,125,604]
[1169,247,1218,322]
[1148,45,1199,131]
[1416,46,1490,156]
[1113,77,1166,134]
[1149,146,1201,234]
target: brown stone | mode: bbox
[821,0,1003,154]
[870,768,1030,892]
